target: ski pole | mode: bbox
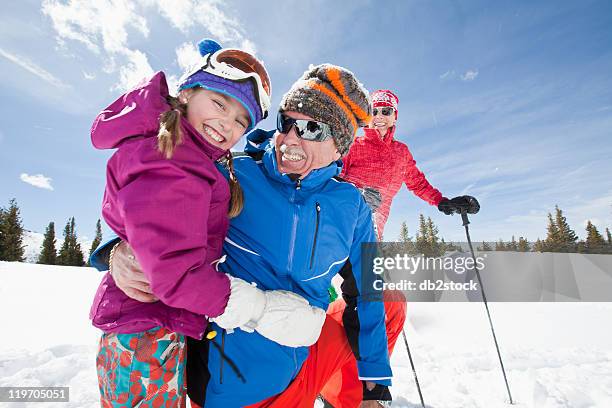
[402,329,426,408]
[460,210,514,404]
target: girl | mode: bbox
[89,39,272,407]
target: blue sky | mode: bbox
[1,0,611,244]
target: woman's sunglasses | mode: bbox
[276,112,333,142]
[373,107,394,116]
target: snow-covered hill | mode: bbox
[1,261,611,407]
[22,230,93,263]
[22,231,44,263]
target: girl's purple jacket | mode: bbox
[89,72,231,339]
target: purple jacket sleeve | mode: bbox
[114,154,230,318]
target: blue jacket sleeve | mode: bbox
[89,236,120,271]
[339,197,392,386]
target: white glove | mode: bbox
[253,290,326,347]
[211,275,266,331]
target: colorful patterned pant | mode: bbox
[96,326,187,408]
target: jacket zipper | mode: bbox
[219,329,225,384]
[287,179,301,272]
[309,202,321,269]
[292,349,299,377]
[209,330,246,384]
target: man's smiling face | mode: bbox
[274,111,341,178]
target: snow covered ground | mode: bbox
[1,261,611,407]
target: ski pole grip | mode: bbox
[461,210,470,227]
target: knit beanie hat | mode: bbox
[372,89,399,119]
[177,39,263,130]
[279,64,371,157]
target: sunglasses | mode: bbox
[373,107,394,116]
[276,112,333,142]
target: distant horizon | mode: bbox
[8,197,609,253]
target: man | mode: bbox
[320,89,479,407]
[100,64,403,407]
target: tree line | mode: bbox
[2,198,611,265]
[396,205,612,255]
[0,198,102,266]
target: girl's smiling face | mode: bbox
[181,88,250,151]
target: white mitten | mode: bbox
[252,290,326,347]
[211,275,266,331]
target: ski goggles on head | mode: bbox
[373,107,394,116]
[182,48,272,119]
[276,112,333,142]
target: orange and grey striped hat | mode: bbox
[279,64,372,157]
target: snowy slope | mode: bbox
[22,231,44,263]
[1,261,611,407]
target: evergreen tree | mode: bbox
[478,241,492,251]
[57,217,85,266]
[444,240,462,252]
[398,221,411,243]
[507,236,519,251]
[544,212,560,252]
[0,206,5,259]
[495,239,507,251]
[0,199,25,262]
[584,221,606,254]
[415,214,430,256]
[87,219,103,266]
[606,227,612,246]
[533,238,544,252]
[37,222,57,265]
[396,220,416,254]
[440,237,449,252]
[517,237,530,252]
[426,217,444,256]
[554,206,578,252]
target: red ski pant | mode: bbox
[189,292,406,408]
[318,292,406,408]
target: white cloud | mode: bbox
[20,173,54,191]
[153,0,256,53]
[114,49,154,91]
[0,48,69,89]
[175,42,202,72]
[83,71,96,80]
[42,0,153,91]
[238,38,257,55]
[42,0,149,53]
[42,0,255,91]
[461,69,479,81]
[439,70,455,80]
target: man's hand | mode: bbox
[360,187,382,212]
[362,381,391,407]
[359,401,385,408]
[364,381,375,391]
[111,241,158,303]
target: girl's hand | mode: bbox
[111,241,158,303]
